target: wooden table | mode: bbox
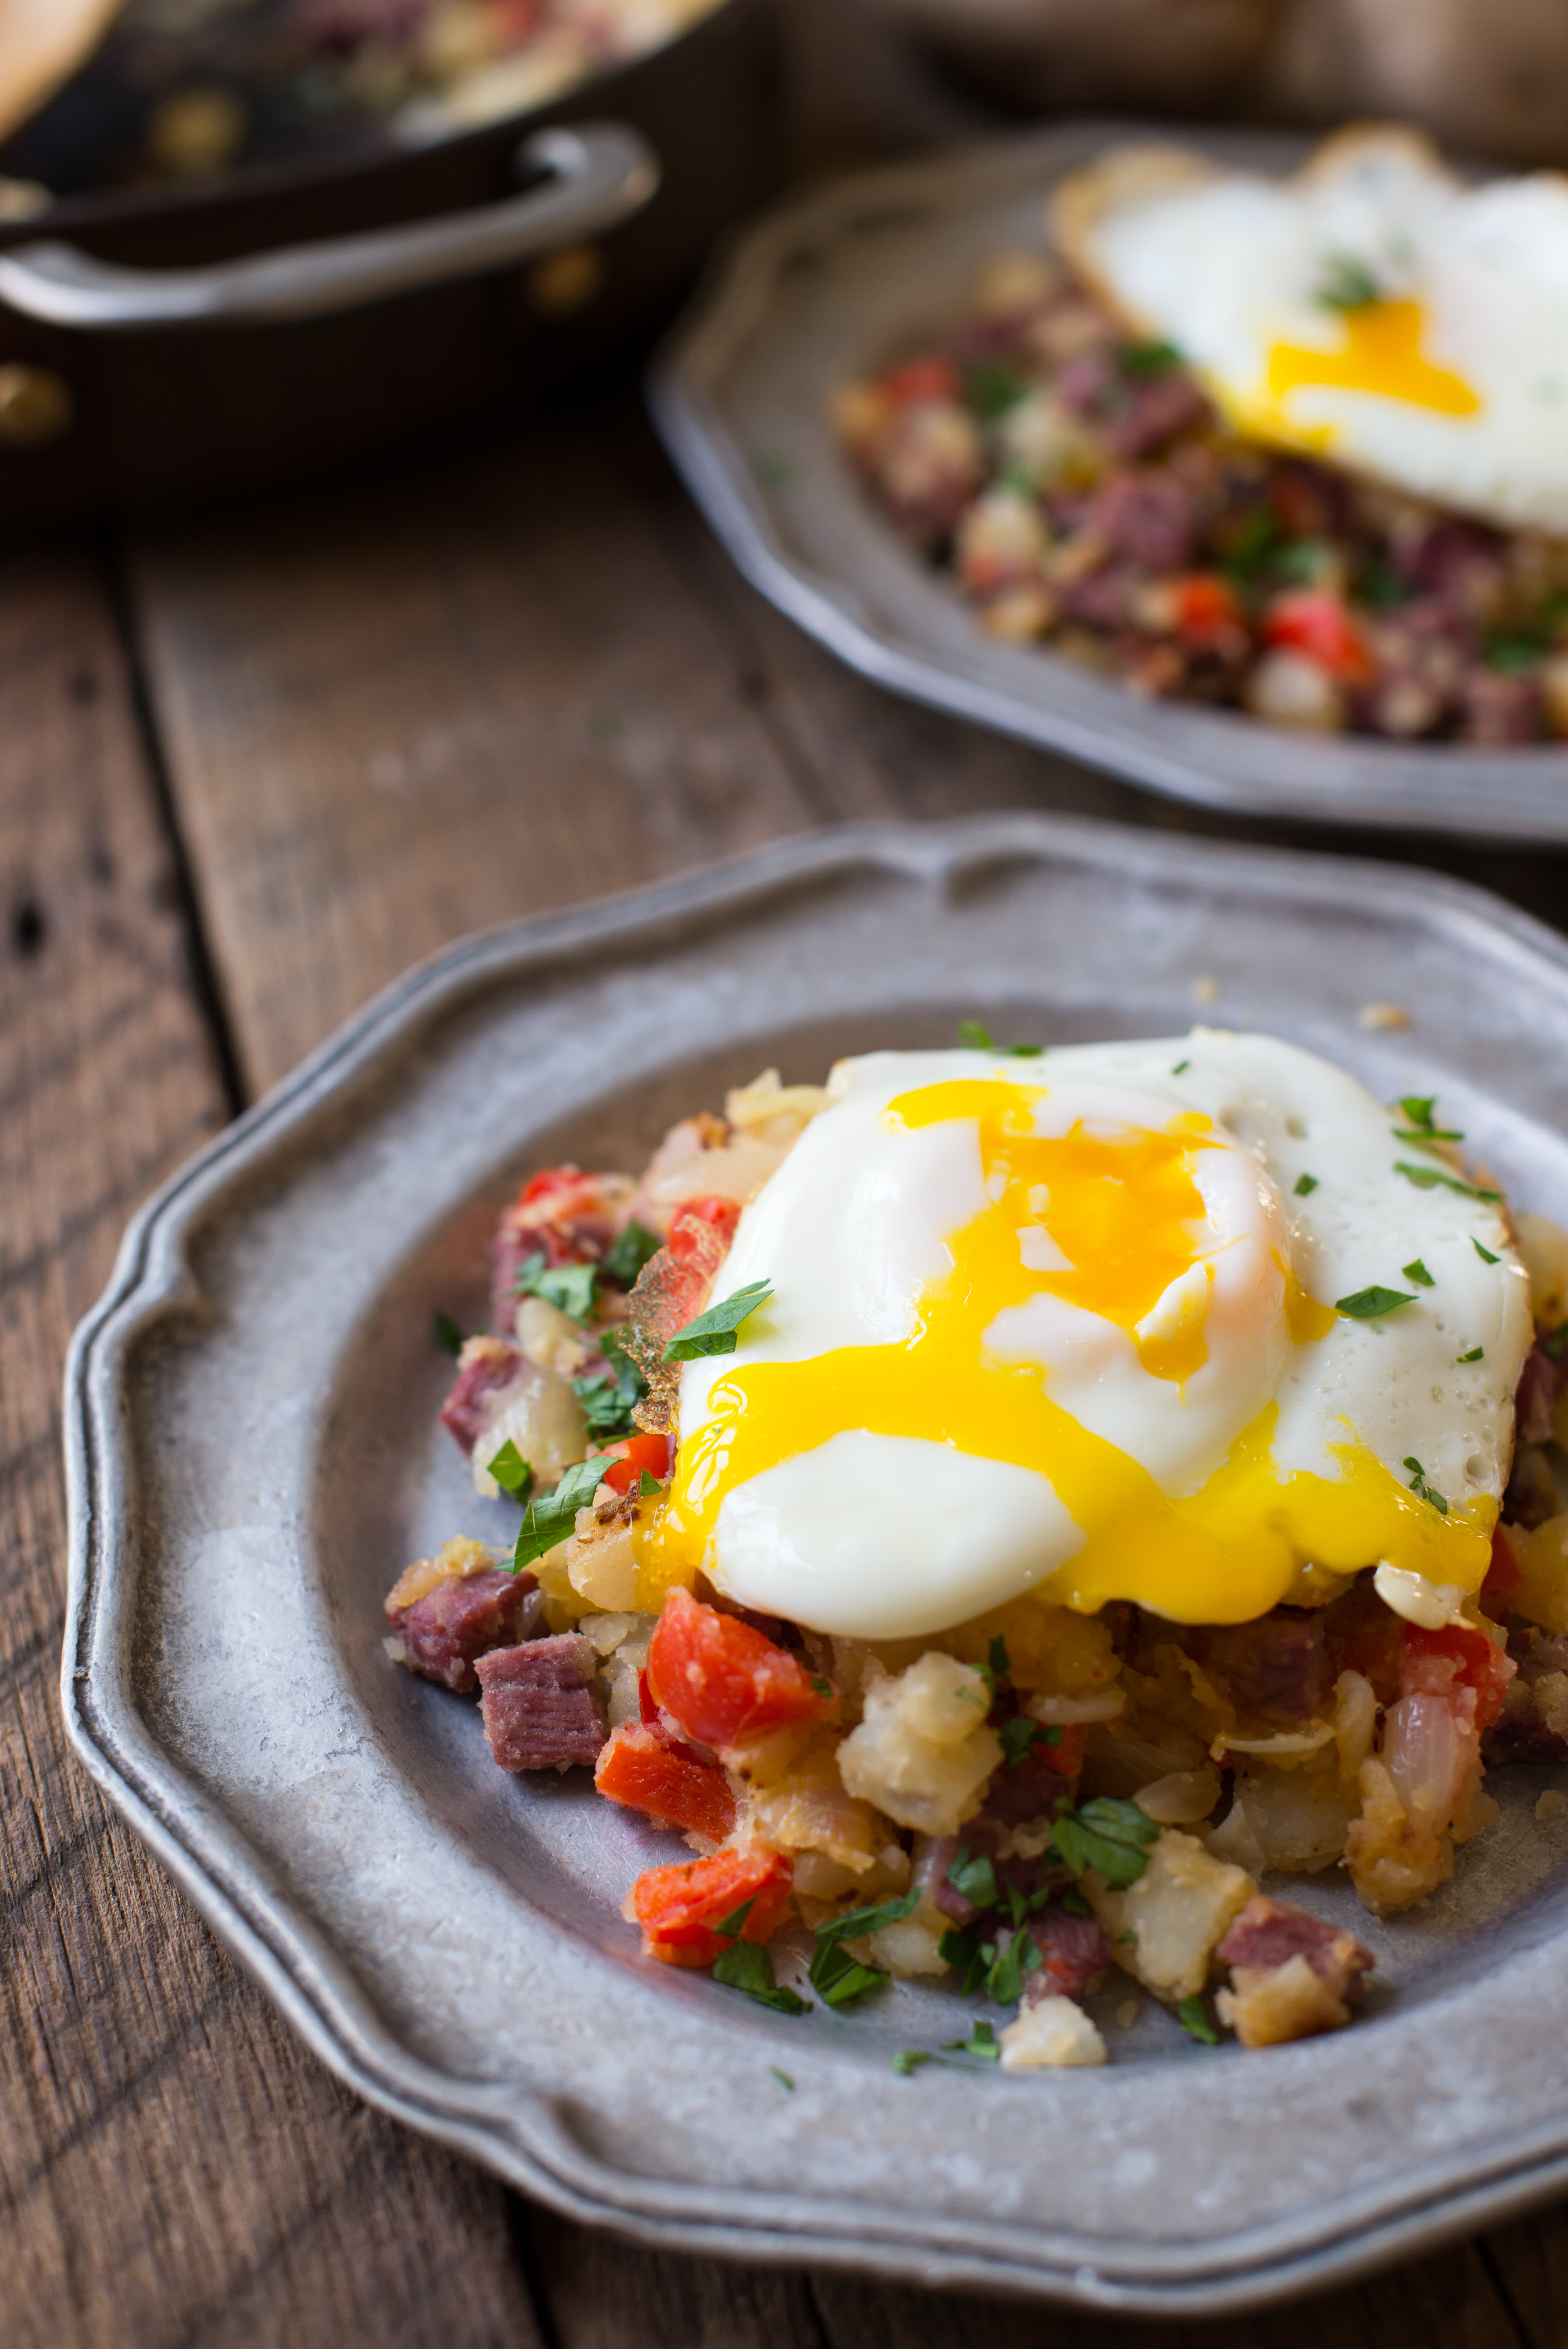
[10,34,1568,2343]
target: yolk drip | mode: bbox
[1240,299,1479,454]
[638,1079,1494,1626]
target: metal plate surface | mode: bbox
[63,814,1568,2313]
[649,125,1568,844]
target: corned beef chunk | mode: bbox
[1218,1896,1374,2001]
[441,1335,535,1455]
[1024,1906,1112,2003]
[1484,1629,1568,1764]
[478,1634,607,1772]
[390,1570,542,1695]
[1187,1607,1331,1725]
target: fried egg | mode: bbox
[640,1035,1531,1640]
[1051,127,1568,536]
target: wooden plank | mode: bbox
[128,399,836,1099]
[531,2212,829,2349]
[811,2239,1531,2349]
[0,551,545,2349]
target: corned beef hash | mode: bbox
[387,1033,1568,2067]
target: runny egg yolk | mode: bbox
[1245,299,1481,453]
[638,1076,1496,1629]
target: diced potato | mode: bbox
[865,1904,951,1980]
[1344,1757,1452,1916]
[514,1294,598,1376]
[386,1535,495,1614]
[1215,1954,1354,2048]
[1333,1670,1379,1789]
[1516,1211,1568,1327]
[744,1732,887,1872]
[836,1654,1002,1836]
[1089,1829,1255,2003]
[473,1364,585,1495]
[723,1068,827,1148]
[564,1502,637,1611]
[1508,1513,1568,1635]
[1135,1768,1221,1826]
[1217,1763,1353,1875]
[999,1997,1107,2069]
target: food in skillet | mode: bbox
[834,128,1568,744]
[388,1035,1568,2066]
[2,0,721,190]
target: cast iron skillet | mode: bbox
[0,0,778,523]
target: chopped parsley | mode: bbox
[664,1278,774,1362]
[1121,338,1181,376]
[965,360,1029,420]
[1172,1059,1191,1076]
[486,1439,533,1500]
[1473,1237,1500,1264]
[1059,1887,1092,1918]
[711,1940,811,2014]
[1294,1173,1319,1197]
[936,1922,993,1996]
[433,1309,465,1357]
[600,1219,661,1289]
[770,2066,795,2091]
[638,1468,662,1497]
[572,1326,646,1440]
[1049,1796,1159,1890]
[1316,253,1382,312]
[998,1715,1057,1772]
[1457,1346,1484,1363]
[1394,1162,1501,1203]
[1219,506,1278,579]
[892,2049,933,2076]
[807,1889,920,2009]
[941,2021,1001,2062]
[1007,1043,1045,1059]
[988,1634,1011,1681]
[946,1847,1001,1911]
[1545,1325,1568,1360]
[1402,1259,1435,1288]
[511,1452,618,1571]
[1335,1284,1417,1319]
[958,1019,994,1049]
[715,1897,757,1939]
[512,1251,599,1323]
[986,1930,1042,2006]
[810,1674,833,1698]
[1176,1994,1220,2045]
[1404,1456,1449,1515]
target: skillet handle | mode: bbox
[0,122,659,330]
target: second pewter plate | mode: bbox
[62,815,1568,2315]
[650,123,1568,843]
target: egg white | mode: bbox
[660,1036,1529,1641]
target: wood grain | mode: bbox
[0,551,545,2349]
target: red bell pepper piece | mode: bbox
[1400,1622,1516,1731]
[601,1430,672,1494]
[647,1585,828,1753]
[1169,571,1244,644]
[1262,589,1372,681]
[878,355,963,409]
[595,1722,737,1842]
[631,1845,793,1967]
[667,1196,741,1263]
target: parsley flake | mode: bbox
[808,1890,920,2009]
[810,1674,833,1698]
[486,1439,533,1500]
[941,2022,1001,2062]
[711,1940,811,2014]
[1395,1162,1500,1203]
[1049,1797,1159,1890]
[1335,1285,1416,1319]
[1393,1095,1464,1144]
[1404,1456,1449,1515]
[1177,1994,1220,2045]
[1059,1887,1091,1918]
[1473,1237,1500,1264]
[999,1715,1044,1773]
[1171,1059,1191,1076]
[1402,1259,1435,1288]
[715,1897,757,1940]
[1457,1346,1484,1363]
[988,1634,1011,1681]
[664,1279,774,1362]
[1294,1173,1318,1197]
[1121,338,1181,376]
[572,1328,647,1441]
[1007,1043,1045,1059]
[638,1468,661,1496]
[986,1931,1042,2006]
[770,2066,795,2091]
[946,1847,1001,1911]
[434,1309,465,1357]
[512,1252,599,1323]
[958,1019,994,1050]
[1316,253,1382,312]
[511,1452,618,1571]
[1545,1325,1568,1360]
[600,1219,661,1289]
[892,2049,932,2076]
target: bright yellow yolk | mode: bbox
[638,1078,1495,1627]
[1224,300,1481,455]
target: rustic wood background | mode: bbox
[8,9,1568,2343]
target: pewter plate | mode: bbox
[62,816,1568,2314]
[649,125,1568,844]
